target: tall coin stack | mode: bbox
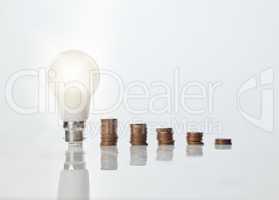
[130,124,148,145]
[187,132,203,145]
[156,128,175,145]
[101,119,118,146]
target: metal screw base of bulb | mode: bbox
[63,121,85,143]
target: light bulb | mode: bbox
[49,50,100,143]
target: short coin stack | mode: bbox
[215,138,232,145]
[156,128,175,145]
[100,119,118,146]
[187,132,204,145]
[130,124,148,145]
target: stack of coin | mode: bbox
[156,128,175,145]
[100,119,118,146]
[215,138,232,145]
[187,132,204,145]
[130,124,148,145]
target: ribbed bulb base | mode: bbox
[63,121,85,143]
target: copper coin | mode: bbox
[159,140,175,145]
[187,139,203,142]
[187,135,203,138]
[215,138,232,145]
[187,141,204,145]
[156,128,173,133]
[187,132,203,137]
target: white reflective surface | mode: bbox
[0,130,278,200]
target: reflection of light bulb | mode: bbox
[49,50,99,142]
[57,143,90,200]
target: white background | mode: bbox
[0,0,278,199]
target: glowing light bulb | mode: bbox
[49,50,100,143]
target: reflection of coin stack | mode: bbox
[130,124,148,145]
[101,119,118,146]
[186,145,203,157]
[215,144,232,150]
[156,128,175,145]
[100,146,118,170]
[156,145,175,161]
[187,132,204,145]
[130,145,147,166]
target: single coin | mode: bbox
[156,128,173,132]
[100,144,117,146]
[159,140,175,145]
[187,132,203,137]
[187,141,204,145]
[187,135,203,138]
[130,123,146,127]
[130,142,148,145]
[187,138,203,143]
